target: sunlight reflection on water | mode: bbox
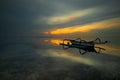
[43,38,120,57]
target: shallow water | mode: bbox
[0,36,120,80]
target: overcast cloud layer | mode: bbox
[1,0,120,36]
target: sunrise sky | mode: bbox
[1,0,120,37]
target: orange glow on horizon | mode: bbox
[49,17,120,34]
[44,32,49,34]
[50,39,72,45]
[44,39,71,45]
[44,40,49,42]
[50,39,63,45]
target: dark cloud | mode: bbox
[1,0,120,36]
[1,0,55,36]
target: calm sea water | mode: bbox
[0,36,120,80]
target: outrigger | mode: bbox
[60,38,108,54]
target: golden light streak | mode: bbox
[47,8,97,24]
[47,49,95,65]
[44,39,49,42]
[95,44,120,56]
[43,32,49,35]
[50,17,120,34]
[44,39,71,45]
[50,39,63,45]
